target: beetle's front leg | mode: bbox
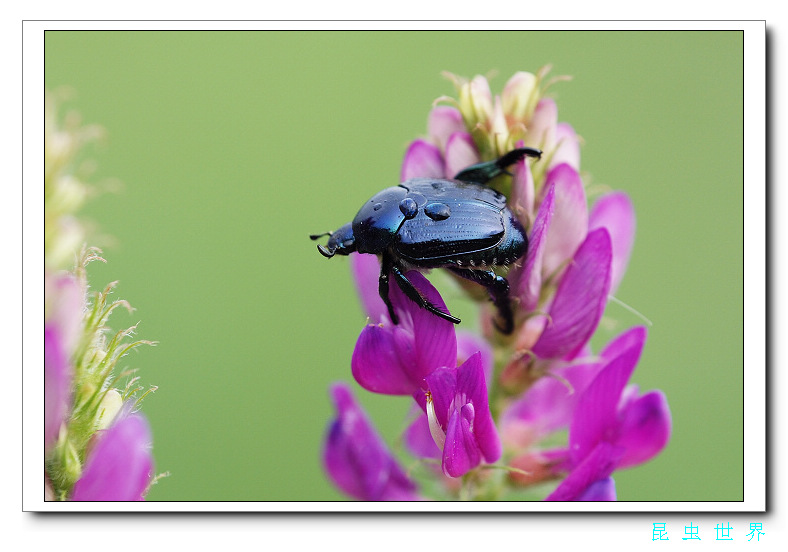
[379,252,399,325]
[378,253,399,324]
[448,267,514,334]
[453,147,542,185]
[391,265,461,325]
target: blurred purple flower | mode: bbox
[323,383,419,501]
[501,359,604,449]
[45,272,84,355]
[44,327,71,450]
[70,413,154,501]
[415,352,501,478]
[44,273,83,451]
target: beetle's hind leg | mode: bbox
[453,147,542,185]
[390,265,461,325]
[448,267,515,334]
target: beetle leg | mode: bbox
[391,265,461,325]
[447,267,515,334]
[379,253,399,325]
[453,147,542,185]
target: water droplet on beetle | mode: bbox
[424,202,451,221]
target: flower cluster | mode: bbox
[321,68,671,502]
[44,91,159,501]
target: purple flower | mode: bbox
[351,269,457,395]
[416,352,501,478]
[403,331,494,462]
[544,327,671,500]
[70,413,154,501]
[401,111,481,182]
[44,272,83,451]
[44,327,71,450]
[323,383,419,501]
[44,272,84,355]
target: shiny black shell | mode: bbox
[352,177,526,268]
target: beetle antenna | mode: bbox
[310,231,333,241]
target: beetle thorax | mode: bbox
[352,186,409,254]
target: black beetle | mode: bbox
[311,147,542,334]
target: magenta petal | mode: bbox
[589,192,636,294]
[576,476,617,501]
[70,414,153,501]
[352,271,457,395]
[423,353,500,477]
[532,227,612,360]
[540,163,589,278]
[568,340,644,465]
[392,271,457,380]
[44,326,71,450]
[442,407,481,478]
[455,353,500,463]
[401,139,445,180]
[444,132,480,178]
[350,252,387,322]
[352,324,417,395]
[600,325,647,363]
[513,182,555,311]
[323,383,418,500]
[550,122,581,170]
[546,441,622,501]
[428,106,466,152]
[616,390,672,469]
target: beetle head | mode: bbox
[310,223,356,258]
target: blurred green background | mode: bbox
[44,31,743,502]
